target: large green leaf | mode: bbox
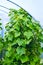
[16,38,23,46]
[24,30,33,39]
[16,47,26,56]
[14,31,21,38]
[20,55,29,63]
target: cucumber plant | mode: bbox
[1,9,43,65]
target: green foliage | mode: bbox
[0,20,4,65]
[0,9,43,65]
[0,20,3,53]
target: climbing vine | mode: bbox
[0,8,43,65]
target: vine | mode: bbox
[0,8,43,65]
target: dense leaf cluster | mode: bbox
[0,19,4,64]
[0,8,43,65]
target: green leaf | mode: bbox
[16,38,23,46]
[13,22,20,31]
[20,55,29,63]
[23,39,32,45]
[14,31,21,37]
[30,61,35,65]
[16,47,26,56]
[24,30,33,39]
[26,39,32,44]
[33,56,39,62]
[38,34,43,42]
